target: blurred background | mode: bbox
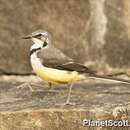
[0,0,130,75]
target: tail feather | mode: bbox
[90,74,130,84]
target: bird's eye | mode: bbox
[35,34,42,39]
[43,41,48,47]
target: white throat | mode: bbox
[30,51,44,70]
[30,38,43,50]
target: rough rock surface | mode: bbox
[0,76,130,130]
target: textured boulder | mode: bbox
[0,0,90,74]
[0,0,130,74]
[104,0,130,68]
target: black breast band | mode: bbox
[30,47,41,56]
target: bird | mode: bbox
[23,30,130,105]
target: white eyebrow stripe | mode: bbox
[41,32,48,36]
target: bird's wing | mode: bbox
[55,62,95,74]
[37,45,95,74]
[37,45,73,67]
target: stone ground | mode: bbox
[0,75,130,130]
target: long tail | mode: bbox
[89,74,130,84]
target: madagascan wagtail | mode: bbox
[23,30,130,105]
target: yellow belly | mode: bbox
[34,67,78,84]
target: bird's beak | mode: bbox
[22,35,32,39]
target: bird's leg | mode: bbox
[17,81,58,93]
[36,82,53,89]
[17,82,45,92]
[42,82,53,90]
[17,82,57,93]
[48,82,53,89]
[45,82,59,93]
[65,81,75,105]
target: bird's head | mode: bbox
[23,30,51,51]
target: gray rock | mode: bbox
[0,0,90,74]
[0,0,130,74]
[104,0,130,69]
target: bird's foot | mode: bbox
[55,102,76,106]
[17,82,58,93]
[17,82,34,92]
[56,100,76,106]
[63,101,76,106]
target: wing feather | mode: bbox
[37,45,95,74]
